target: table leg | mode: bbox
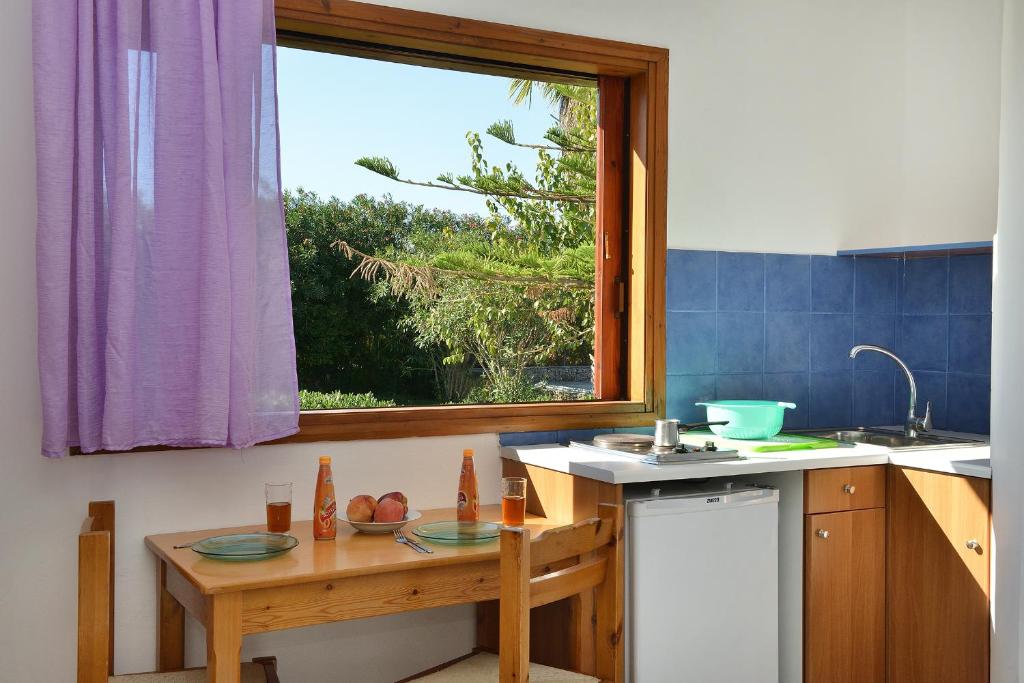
[206,593,242,683]
[157,560,185,671]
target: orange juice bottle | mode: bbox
[313,456,337,540]
[457,448,479,522]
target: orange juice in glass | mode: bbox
[265,482,292,533]
[501,477,527,527]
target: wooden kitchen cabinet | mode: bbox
[804,507,886,683]
[887,467,991,683]
[804,466,886,683]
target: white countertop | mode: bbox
[501,429,991,485]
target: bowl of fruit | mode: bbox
[343,492,420,534]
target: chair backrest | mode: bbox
[78,501,115,683]
[498,503,623,683]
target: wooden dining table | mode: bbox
[145,505,564,683]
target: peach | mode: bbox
[346,494,377,523]
[373,497,406,523]
[377,491,408,514]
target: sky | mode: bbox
[276,46,560,215]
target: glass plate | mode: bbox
[191,532,299,561]
[411,520,501,544]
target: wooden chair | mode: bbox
[411,503,624,683]
[78,501,280,683]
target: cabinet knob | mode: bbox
[842,484,856,494]
[816,529,830,539]
[966,539,983,554]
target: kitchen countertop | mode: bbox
[501,428,991,485]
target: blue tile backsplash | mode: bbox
[766,254,811,312]
[811,256,855,313]
[502,249,993,446]
[717,252,765,311]
[667,250,993,434]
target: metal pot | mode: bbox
[653,418,729,448]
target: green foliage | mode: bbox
[298,390,397,410]
[359,232,594,290]
[286,189,483,400]
[402,272,590,365]
[394,231,594,400]
[485,120,519,147]
[349,79,600,402]
[354,156,400,180]
[462,376,595,405]
[464,373,553,404]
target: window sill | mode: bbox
[269,400,657,443]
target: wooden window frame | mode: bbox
[272,0,667,443]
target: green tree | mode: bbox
[348,81,599,402]
[286,189,484,402]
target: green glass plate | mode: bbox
[411,520,501,545]
[191,532,298,562]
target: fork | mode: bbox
[394,529,433,554]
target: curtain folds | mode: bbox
[33,0,299,457]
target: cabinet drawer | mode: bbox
[805,465,886,514]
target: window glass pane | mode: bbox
[277,47,598,409]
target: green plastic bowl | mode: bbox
[695,400,797,440]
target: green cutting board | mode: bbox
[678,430,843,453]
[746,434,842,453]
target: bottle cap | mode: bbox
[463,448,474,457]
[319,455,331,464]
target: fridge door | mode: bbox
[628,487,779,682]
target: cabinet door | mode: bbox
[888,467,991,683]
[805,508,885,683]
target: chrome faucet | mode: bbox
[849,345,932,437]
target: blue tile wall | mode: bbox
[766,255,810,312]
[666,250,992,434]
[501,249,993,446]
[811,257,855,313]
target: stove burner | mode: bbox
[592,433,654,451]
[575,433,743,465]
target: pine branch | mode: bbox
[543,126,596,154]
[334,241,594,295]
[354,156,400,180]
[486,121,564,152]
[486,120,595,154]
[354,156,595,205]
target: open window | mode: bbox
[273,1,667,441]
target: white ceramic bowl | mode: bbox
[343,509,422,534]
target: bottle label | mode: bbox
[457,491,467,512]
[319,497,336,528]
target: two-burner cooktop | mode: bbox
[569,433,744,466]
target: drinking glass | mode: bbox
[265,482,293,533]
[501,477,527,527]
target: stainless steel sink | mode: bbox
[796,427,983,450]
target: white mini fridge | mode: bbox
[626,483,779,682]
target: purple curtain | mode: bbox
[33,1,299,457]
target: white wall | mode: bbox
[381,0,1002,254]
[992,1,1024,680]
[900,0,1003,250]
[0,1,1007,681]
